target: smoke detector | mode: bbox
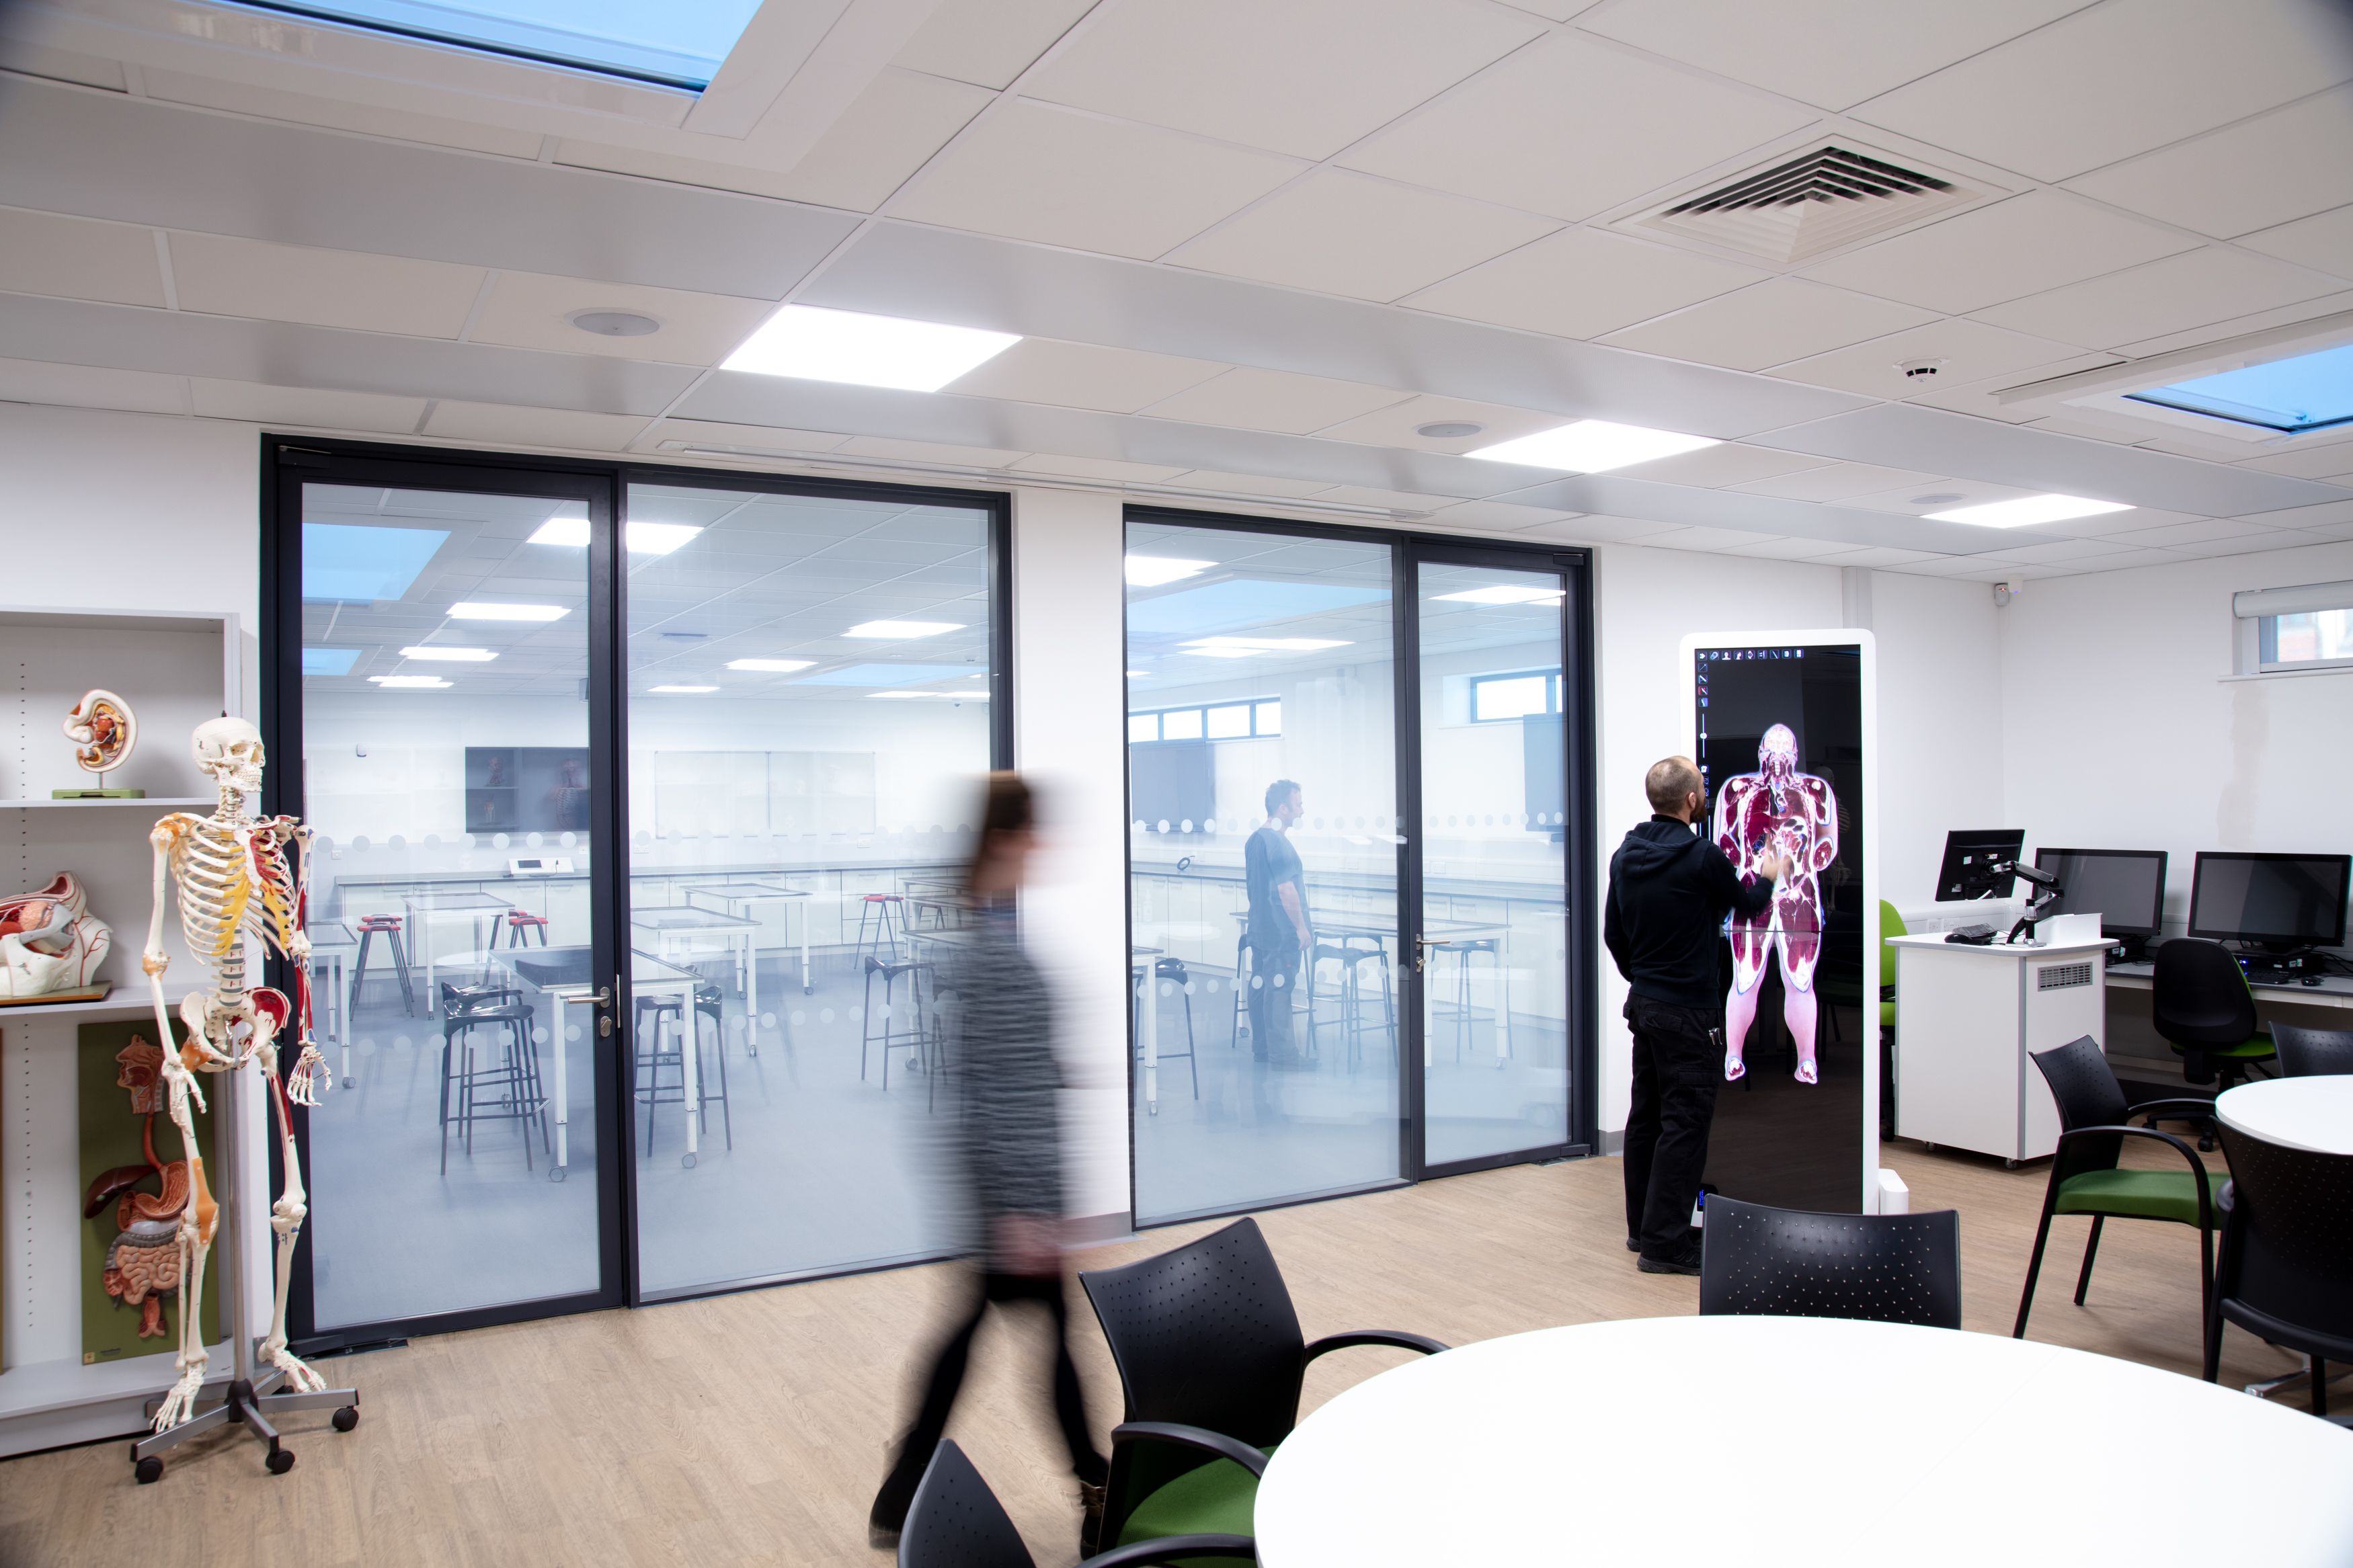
[1621,144,1980,264]
[1899,359,1946,380]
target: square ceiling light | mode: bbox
[722,306,1020,392]
[245,1,761,91]
[398,646,497,661]
[649,684,718,693]
[1924,494,2133,528]
[846,620,963,638]
[302,522,449,603]
[528,518,702,554]
[448,601,569,621]
[1182,636,1351,658]
[2125,342,2353,434]
[1126,556,1215,587]
[369,674,452,688]
[725,658,815,673]
[1468,419,1719,473]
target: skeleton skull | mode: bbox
[192,716,266,794]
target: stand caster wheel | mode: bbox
[550,1166,567,1182]
[682,1152,696,1169]
[331,1405,360,1433]
[1922,1142,1937,1153]
[266,1447,296,1476]
[2003,1158,2018,1169]
[134,1456,164,1485]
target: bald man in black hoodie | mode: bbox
[1605,755,1786,1274]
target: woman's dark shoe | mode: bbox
[1078,1479,1107,1556]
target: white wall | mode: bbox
[1998,538,2353,933]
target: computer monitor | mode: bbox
[2033,848,2168,938]
[2187,852,2352,948]
[1936,829,2024,901]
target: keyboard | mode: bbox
[1944,924,1999,946]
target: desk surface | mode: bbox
[503,946,694,992]
[2105,960,2353,1008]
[1253,1317,2353,1567]
[630,907,758,932]
[2219,1076,2353,1155]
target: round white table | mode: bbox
[1254,1317,2353,1567]
[2217,1075,2353,1155]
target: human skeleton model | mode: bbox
[143,717,335,1434]
[1712,723,1840,1085]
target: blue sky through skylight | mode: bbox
[2127,343,2353,434]
[303,524,449,602]
[250,1,762,89]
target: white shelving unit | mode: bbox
[0,604,270,1458]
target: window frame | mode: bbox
[1127,695,1284,743]
[2257,606,2353,673]
[1468,667,1564,724]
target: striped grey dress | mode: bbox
[945,905,1065,1241]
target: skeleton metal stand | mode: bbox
[130,1067,358,1481]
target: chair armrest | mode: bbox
[1304,1330,1449,1364]
[1109,1422,1269,1479]
[1081,1534,1257,1567]
[2055,1124,2218,1229]
[2124,1097,2217,1125]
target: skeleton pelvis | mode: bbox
[177,985,290,1067]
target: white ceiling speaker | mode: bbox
[569,310,661,337]
[1416,421,1484,439]
[1620,143,1981,264]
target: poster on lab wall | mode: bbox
[79,1019,218,1364]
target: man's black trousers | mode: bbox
[1622,994,1722,1260]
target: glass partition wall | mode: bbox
[271,442,1006,1346]
[1125,511,1591,1225]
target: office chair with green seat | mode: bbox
[1077,1218,1447,1559]
[900,1439,1253,1568]
[1878,900,1905,1031]
[2152,938,2276,1101]
[2014,1036,2227,1340]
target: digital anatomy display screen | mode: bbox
[1693,643,1866,1212]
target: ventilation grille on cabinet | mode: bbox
[2036,962,2094,992]
[1624,145,1978,263]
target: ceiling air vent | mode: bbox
[1624,145,1978,264]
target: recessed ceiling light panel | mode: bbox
[526,518,702,554]
[845,620,963,638]
[1433,585,1563,605]
[1181,636,1351,656]
[1125,555,1215,587]
[725,659,815,673]
[1924,494,2133,528]
[1468,419,1719,474]
[649,684,718,694]
[369,675,452,688]
[398,646,497,661]
[721,305,1020,393]
[448,602,569,621]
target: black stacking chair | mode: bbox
[437,981,546,1174]
[2206,1126,2353,1422]
[900,1440,1252,1568]
[2016,1036,2225,1339]
[1132,957,1200,1100]
[1077,1217,1447,1557]
[1698,1196,1962,1329]
[2274,1022,2353,1078]
[2152,938,2276,1098]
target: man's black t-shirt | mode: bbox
[1244,824,1305,951]
[1603,815,1776,1011]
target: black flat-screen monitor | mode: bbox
[2187,852,2352,948]
[1130,739,1213,834]
[1936,829,2024,901]
[465,746,590,834]
[2034,848,2168,937]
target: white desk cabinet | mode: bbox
[1892,933,2110,1165]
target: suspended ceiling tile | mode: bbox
[1798,191,2196,315]
[188,378,428,433]
[1599,278,1937,372]
[1838,477,2040,515]
[1630,524,1784,552]
[2135,432,2281,461]
[1970,246,2347,349]
[1168,170,1559,303]
[2064,84,2353,239]
[1765,319,2090,401]
[1852,0,2353,182]
[2108,288,2353,359]
[1421,498,1584,530]
[2233,441,2353,481]
[887,98,1302,261]
[1306,485,1458,513]
[166,231,486,338]
[1310,393,1564,453]
[1720,535,1861,560]
[422,401,647,451]
[1899,358,2130,423]
[1731,462,1944,502]
[1525,515,1689,544]
[834,435,1031,468]
[1022,0,1542,161]
[2235,497,2353,530]
[1139,366,1411,434]
[1401,227,1765,341]
[138,66,547,159]
[1988,536,2152,564]
[947,338,1225,413]
[891,0,1102,90]
[1,42,127,91]
[0,206,166,308]
[2237,205,2353,281]
[1609,443,1833,489]
[2161,528,2332,556]
[2103,516,2292,548]
[469,273,774,365]
[0,354,187,415]
[1159,469,1336,499]
[1577,0,2093,112]
[641,418,852,454]
[1008,453,1192,482]
[2016,504,2205,538]
[1807,545,1942,567]
[1341,34,1813,222]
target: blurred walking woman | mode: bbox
[868,773,1109,1550]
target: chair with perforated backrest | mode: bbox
[1698,1197,1961,1329]
[898,1440,1254,1568]
[2274,1022,2353,1079]
[2016,1036,2226,1339]
[2152,938,2275,1094]
[1077,1217,1447,1557]
[2204,1126,2353,1421]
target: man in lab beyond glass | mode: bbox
[1244,778,1311,1069]
[1605,757,1786,1274]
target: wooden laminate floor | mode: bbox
[1,1141,2301,1568]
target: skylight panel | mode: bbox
[247,1,762,91]
[2126,343,2353,435]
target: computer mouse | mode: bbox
[2303,975,2323,987]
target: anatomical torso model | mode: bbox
[1712,724,1839,1085]
[143,717,331,1431]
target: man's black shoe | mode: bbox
[1636,1240,1704,1275]
[1627,1225,1700,1254]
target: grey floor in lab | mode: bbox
[303,948,1567,1331]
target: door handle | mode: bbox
[1414,938,1451,973]
[563,977,619,1037]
